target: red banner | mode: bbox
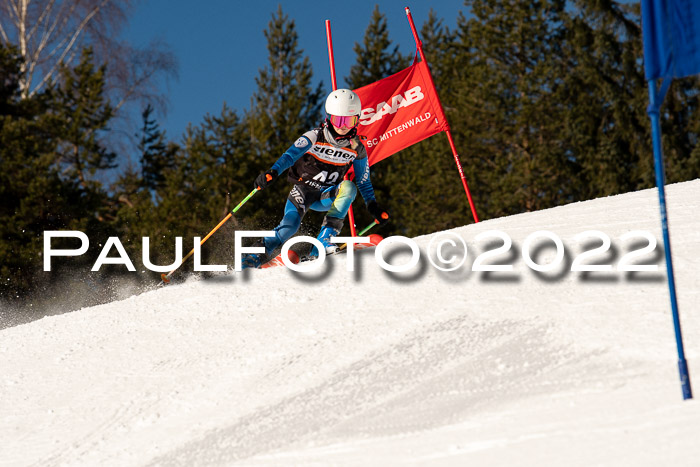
[354,60,449,166]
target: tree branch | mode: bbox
[29,0,110,97]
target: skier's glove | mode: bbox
[367,200,390,226]
[254,169,278,190]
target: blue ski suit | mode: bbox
[260,123,377,254]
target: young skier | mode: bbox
[242,88,389,268]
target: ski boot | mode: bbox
[307,225,340,260]
[240,240,270,269]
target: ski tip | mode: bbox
[287,250,300,264]
[260,249,300,269]
[368,233,383,245]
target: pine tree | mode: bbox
[558,1,649,200]
[128,103,260,277]
[49,47,117,191]
[246,5,324,231]
[0,44,53,297]
[346,5,411,89]
[0,44,113,299]
[173,105,253,231]
[108,105,174,271]
[555,1,698,200]
[138,104,176,192]
[450,0,578,218]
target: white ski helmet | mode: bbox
[325,89,361,116]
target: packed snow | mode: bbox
[2,180,700,466]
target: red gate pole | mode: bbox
[325,20,338,90]
[405,7,480,223]
[326,20,359,236]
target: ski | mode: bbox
[260,249,300,269]
[340,233,383,252]
[254,234,382,269]
[301,233,383,262]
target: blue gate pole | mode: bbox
[647,78,693,400]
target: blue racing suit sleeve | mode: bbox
[270,135,311,174]
[352,156,376,204]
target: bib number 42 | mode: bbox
[313,171,340,184]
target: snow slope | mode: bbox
[2,180,700,466]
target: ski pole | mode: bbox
[357,221,379,236]
[338,221,380,252]
[160,187,259,284]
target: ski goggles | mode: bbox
[329,114,359,129]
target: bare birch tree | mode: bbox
[0,0,177,111]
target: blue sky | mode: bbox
[122,1,467,141]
